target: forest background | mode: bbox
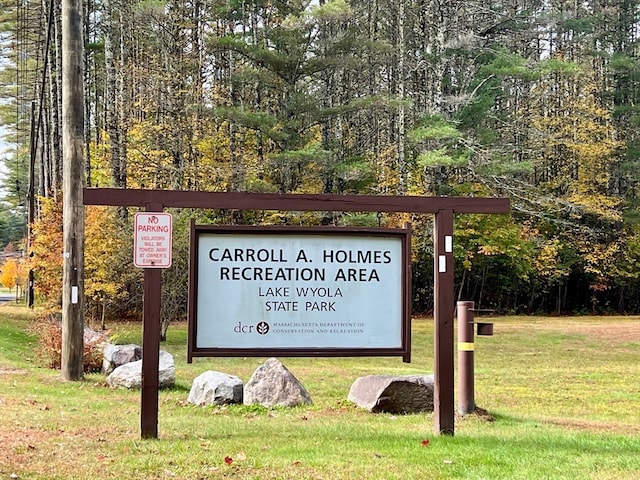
[2,0,640,330]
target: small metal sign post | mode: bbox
[83,188,509,438]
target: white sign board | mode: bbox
[134,212,173,268]
[188,226,411,360]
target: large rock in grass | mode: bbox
[106,350,175,389]
[348,374,434,414]
[188,371,243,406]
[243,358,312,407]
[102,343,142,375]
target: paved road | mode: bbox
[0,292,17,305]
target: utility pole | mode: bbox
[61,0,85,380]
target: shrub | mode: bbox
[30,313,110,373]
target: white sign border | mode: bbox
[188,224,412,362]
[133,212,173,269]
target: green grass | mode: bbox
[1,306,639,479]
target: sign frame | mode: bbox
[133,212,173,268]
[188,223,412,362]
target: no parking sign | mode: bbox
[133,212,173,268]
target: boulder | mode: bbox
[84,325,109,346]
[188,371,243,406]
[347,374,434,414]
[102,343,142,375]
[243,358,312,407]
[106,350,175,389]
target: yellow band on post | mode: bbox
[458,342,475,351]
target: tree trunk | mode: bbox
[104,0,121,188]
[51,0,63,193]
[397,0,406,194]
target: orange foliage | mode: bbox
[29,196,63,305]
[29,314,109,372]
[0,257,19,289]
[84,205,130,317]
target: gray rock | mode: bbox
[106,350,175,389]
[84,325,109,346]
[102,343,142,375]
[188,371,243,406]
[243,358,312,407]
[347,374,434,414]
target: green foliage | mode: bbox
[0,206,25,250]
[416,148,466,168]
[455,212,537,306]
[333,156,376,193]
[609,53,638,71]
[478,157,534,176]
[310,0,353,21]
[483,49,539,80]
[538,58,582,75]
[408,116,461,143]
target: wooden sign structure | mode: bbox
[83,188,509,438]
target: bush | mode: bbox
[30,313,110,373]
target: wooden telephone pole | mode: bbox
[61,0,85,380]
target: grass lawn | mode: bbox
[1,304,639,479]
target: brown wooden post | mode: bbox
[140,202,163,439]
[433,209,455,435]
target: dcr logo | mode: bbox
[233,321,269,335]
